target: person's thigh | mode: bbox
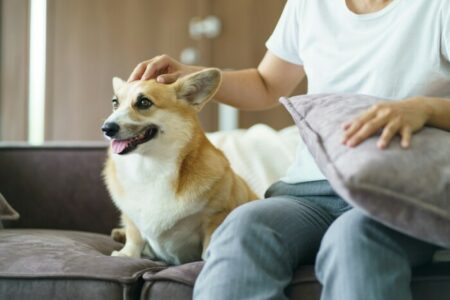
[316,208,439,300]
[194,196,336,300]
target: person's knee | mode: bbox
[315,210,374,277]
[207,198,301,259]
[210,199,275,242]
[196,199,297,300]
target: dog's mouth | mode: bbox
[111,125,159,155]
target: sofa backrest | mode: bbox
[0,143,119,234]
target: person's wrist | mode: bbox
[408,96,434,123]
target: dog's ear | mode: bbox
[175,68,222,111]
[112,77,126,94]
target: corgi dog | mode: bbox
[102,68,257,265]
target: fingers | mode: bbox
[345,116,388,147]
[377,120,401,149]
[141,57,171,81]
[128,62,148,82]
[128,55,176,82]
[156,71,182,84]
[342,101,422,150]
[342,122,352,130]
[346,119,412,150]
[400,126,412,148]
[342,110,377,144]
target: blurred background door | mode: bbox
[0,0,306,142]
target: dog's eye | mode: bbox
[112,97,119,109]
[136,96,153,110]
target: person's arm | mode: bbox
[342,96,450,149]
[422,97,450,130]
[214,52,305,110]
[127,51,305,111]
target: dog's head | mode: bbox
[102,68,221,155]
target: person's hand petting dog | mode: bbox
[128,55,202,83]
[342,97,450,150]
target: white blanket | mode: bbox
[207,124,300,198]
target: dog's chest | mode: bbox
[120,183,200,232]
[112,156,205,263]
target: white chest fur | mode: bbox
[111,153,205,265]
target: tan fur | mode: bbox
[103,69,257,264]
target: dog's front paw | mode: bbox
[111,250,128,257]
[111,249,141,258]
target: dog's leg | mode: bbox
[201,211,229,260]
[111,214,145,258]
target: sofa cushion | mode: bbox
[0,229,165,300]
[141,262,203,300]
[139,263,321,299]
[140,260,450,300]
[280,94,450,248]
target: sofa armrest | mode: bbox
[0,143,119,234]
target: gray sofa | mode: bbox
[0,144,449,300]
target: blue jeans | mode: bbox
[193,180,438,300]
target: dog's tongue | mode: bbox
[111,140,130,154]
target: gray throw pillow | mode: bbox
[281,94,450,248]
[0,193,19,221]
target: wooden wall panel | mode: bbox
[45,0,211,141]
[0,0,29,141]
[210,0,307,130]
[5,0,307,142]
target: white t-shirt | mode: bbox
[266,0,450,184]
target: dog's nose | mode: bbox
[102,122,120,137]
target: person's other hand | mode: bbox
[341,97,432,149]
[128,54,201,83]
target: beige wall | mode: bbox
[45,0,206,140]
[0,0,29,141]
[0,0,306,141]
